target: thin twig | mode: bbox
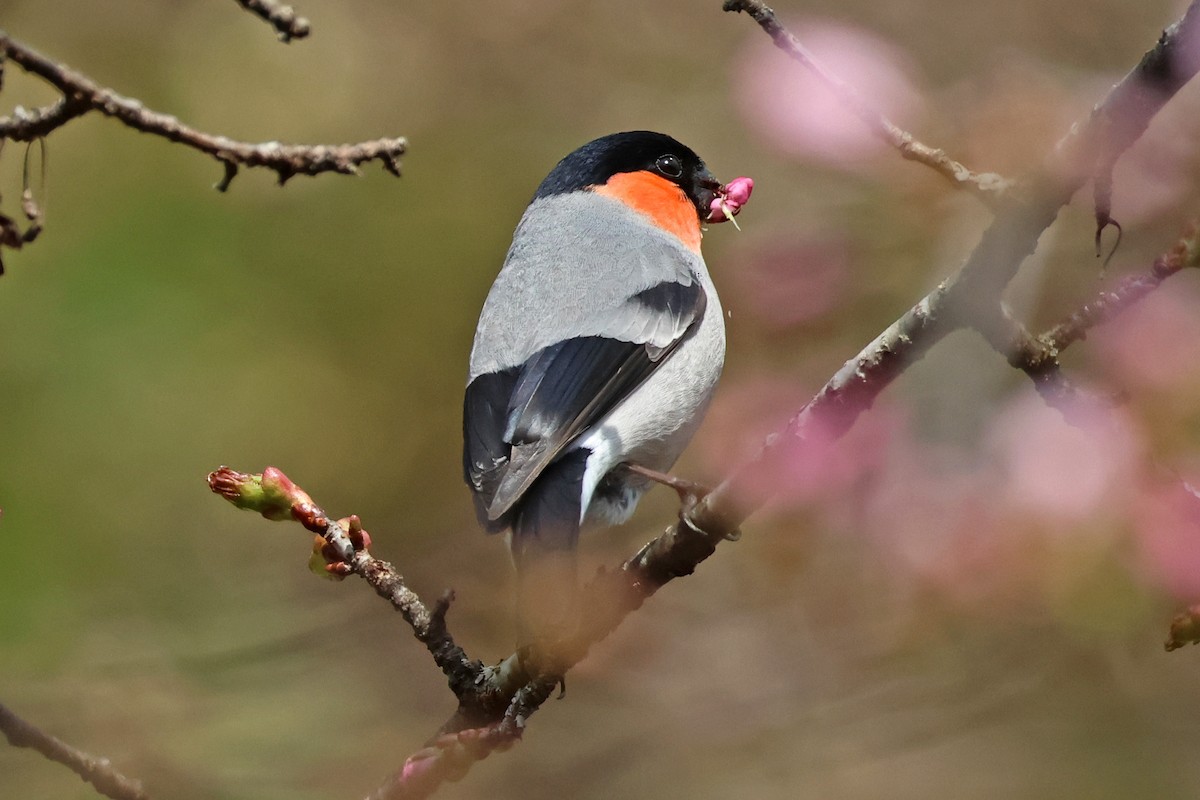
[1042,219,1200,351]
[233,0,311,42]
[723,0,1012,201]
[0,96,89,140]
[976,218,1200,420]
[0,702,150,800]
[207,467,483,696]
[0,32,404,190]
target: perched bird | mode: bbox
[462,131,751,647]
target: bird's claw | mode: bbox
[624,463,740,540]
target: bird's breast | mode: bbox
[593,171,702,254]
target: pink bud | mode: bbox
[724,176,755,206]
[706,176,755,223]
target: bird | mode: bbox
[462,131,751,650]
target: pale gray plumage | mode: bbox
[469,192,706,379]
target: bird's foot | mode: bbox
[624,463,707,505]
[624,464,740,541]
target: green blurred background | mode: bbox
[3,0,1200,797]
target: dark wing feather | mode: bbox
[477,280,706,521]
[462,367,519,531]
[486,336,658,520]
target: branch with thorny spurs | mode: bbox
[207,466,533,799]
[995,217,1200,411]
[0,32,405,190]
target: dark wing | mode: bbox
[462,366,520,531]
[463,280,705,527]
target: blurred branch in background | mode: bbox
[0,138,43,274]
[1008,217,1200,412]
[0,703,150,800]
[0,28,405,266]
[701,0,1200,538]
[233,0,311,42]
[723,0,1013,202]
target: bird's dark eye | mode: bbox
[655,154,683,178]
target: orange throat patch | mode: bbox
[594,170,702,253]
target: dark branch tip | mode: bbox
[215,161,238,192]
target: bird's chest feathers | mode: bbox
[593,171,702,253]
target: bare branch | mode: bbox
[0,97,88,141]
[1041,219,1200,351]
[207,467,483,697]
[723,0,1012,201]
[233,0,311,42]
[0,32,405,190]
[0,702,150,800]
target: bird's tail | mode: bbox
[509,449,589,657]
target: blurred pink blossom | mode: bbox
[734,18,924,166]
[863,451,1008,602]
[696,376,804,471]
[985,392,1142,522]
[773,399,899,503]
[1135,478,1200,598]
[696,376,900,509]
[727,236,849,328]
[1090,287,1200,393]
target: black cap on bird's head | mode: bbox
[533,131,722,220]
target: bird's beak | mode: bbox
[694,168,722,216]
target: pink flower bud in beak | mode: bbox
[707,176,755,224]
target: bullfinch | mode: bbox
[462,131,751,647]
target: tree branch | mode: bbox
[206,467,483,698]
[0,96,89,140]
[723,0,1013,202]
[1040,219,1200,352]
[233,0,311,42]
[989,216,1200,411]
[701,0,1200,539]
[0,32,405,190]
[0,702,150,800]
